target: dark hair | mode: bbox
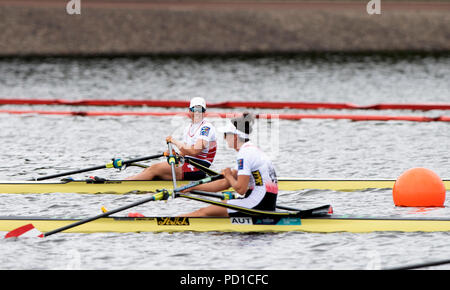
[231,112,255,141]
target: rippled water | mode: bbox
[0,54,449,270]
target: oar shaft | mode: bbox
[31,153,164,181]
[176,193,295,216]
[189,190,326,214]
[32,165,106,181]
[179,192,331,218]
[43,192,167,237]
[179,162,308,212]
[124,153,164,165]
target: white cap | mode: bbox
[220,121,249,140]
[189,97,206,110]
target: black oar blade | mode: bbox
[297,205,333,218]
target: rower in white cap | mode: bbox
[126,97,217,181]
[180,112,279,217]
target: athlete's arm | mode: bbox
[185,177,231,193]
[182,169,237,193]
[180,138,208,156]
[166,136,207,156]
[223,168,249,196]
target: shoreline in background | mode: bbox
[0,1,449,56]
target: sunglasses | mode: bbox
[189,106,206,113]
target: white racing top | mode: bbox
[182,118,217,164]
[235,141,278,194]
[227,141,278,213]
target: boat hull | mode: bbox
[1,216,450,234]
[2,179,446,194]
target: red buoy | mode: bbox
[393,168,446,207]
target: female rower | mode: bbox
[126,97,217,181]
[181,113,278,217]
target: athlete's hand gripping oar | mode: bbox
[4,190,170,239]
[166,142,178,199]
[29,153,164,181]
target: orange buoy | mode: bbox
[393,167,446,207]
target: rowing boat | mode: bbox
[2,178,448,194]
[2,215,450,233]
[3,175,449,237]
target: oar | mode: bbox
[176,191,332,218]
[186,190,333,217]
[124,156,217,176]
[6,175,223,238]
[29,153,164,181]
[4,190,171,239]
[180,162,309,213]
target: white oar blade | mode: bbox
[4,223,43,239]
